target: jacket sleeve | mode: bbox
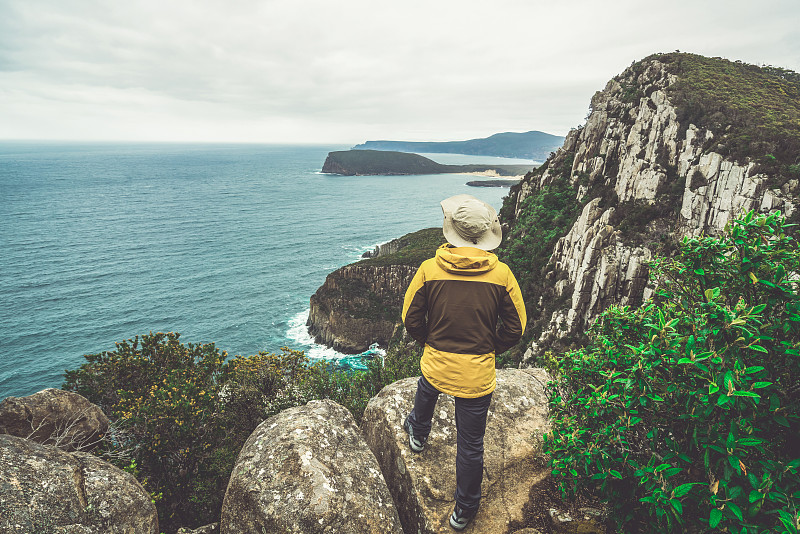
[401,264,428,346]
[495,268,527,355]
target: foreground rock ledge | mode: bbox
[361,369,552,534]
[220,399,403,534]
[0,433,158,533]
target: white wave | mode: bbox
[286,309,385,364]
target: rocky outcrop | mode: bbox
[0,388,109,452]
[360,369,553,534]
[308,263,418,353]
[220,399,402,534]
[361,235,408,259]
[308,228,445,353]
[503,55,800,363]
[0,433,158,533]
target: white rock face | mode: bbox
[510,58,797,363]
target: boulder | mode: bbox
[0,433,158,533]
[0,388,109,452]
[220,399,402,534]
[361,368,552,534]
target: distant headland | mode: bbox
[321,150,531,177]
[352,130,564,161]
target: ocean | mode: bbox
[0,142,532,398]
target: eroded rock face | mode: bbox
[361,369,551,534]
[308,263,418,353]
[0,388,109,452]
[220,399,402,534]
[0,434,158,533]
[504,58,798,363]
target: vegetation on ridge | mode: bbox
[644,53,800,182]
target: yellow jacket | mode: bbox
[401,244,526,398]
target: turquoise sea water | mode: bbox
[0,142,525,398]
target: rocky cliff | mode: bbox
[307,228,446,353]
[498,52,800,363]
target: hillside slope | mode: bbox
[498,52,800,363]
[352,130,564,161]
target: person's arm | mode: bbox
[495,268,527,355]
[402,265,428,345]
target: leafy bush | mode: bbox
[544,211,800,533]
[64,332,232,531]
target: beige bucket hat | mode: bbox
[440,194,502,251]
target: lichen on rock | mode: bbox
[220,399,402,534]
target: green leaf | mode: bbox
[737,437,764,446]
[710,508,723,528]
[749,490,762,503]
[728,456,741,473]
[744,366,765,374]
[730,391,761,399]
[750,345,768,353]
[752,381,773,388]
[673,483,699,498]
[609,470,622,479]
[670,498,683,515]
[728,502,743,521]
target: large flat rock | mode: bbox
[221,399,402,534]
[361,369,552,534]
[0,434,158,533]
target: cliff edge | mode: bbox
[497,52,800,363]
[307,228,446,353]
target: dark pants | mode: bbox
[407,375,493,513]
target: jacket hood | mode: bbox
[435,244,498,275]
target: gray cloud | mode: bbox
[0,0,798,142]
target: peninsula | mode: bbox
[352,130,564,160]
[321,150,531,177]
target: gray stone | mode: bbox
[548,506,606,533]
[220,399,402,534]
[0,388,109,452]
[177,524,218,534]
[361,369,552,534]
[0,434,158,533]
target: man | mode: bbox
[401,194,526,531]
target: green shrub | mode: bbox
[64,332,231,532]
[544,211,800,533]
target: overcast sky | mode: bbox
[1,0,798,144]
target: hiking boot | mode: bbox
[403,415,426,453]
[449,504,475,531]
